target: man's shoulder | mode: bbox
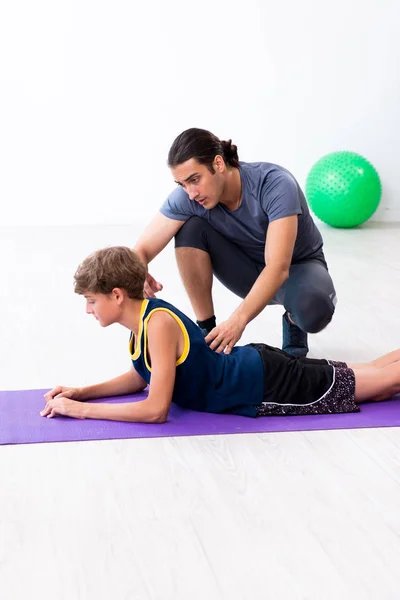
[166,185,190,203]
[240,162,299,202]
[160,185,206,219]
[240,161,295,181]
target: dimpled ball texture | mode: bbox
[305,151,382,228]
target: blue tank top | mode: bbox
[129,298,264,417]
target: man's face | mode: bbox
[171,157,225,210]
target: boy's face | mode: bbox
[84,292,119,327]
[171,157,226,210]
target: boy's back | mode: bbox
[130,298,264,417]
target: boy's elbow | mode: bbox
[142,404,169,423]
[153,413,168,424]
[147,410,168,424]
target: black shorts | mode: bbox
[249,343,359,417]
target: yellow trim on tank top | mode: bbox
[129,299,149,359]
[143,308,190,372]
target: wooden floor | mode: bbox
[1,222,400,599]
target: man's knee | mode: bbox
[292,289,336,333]
[175,216,207,250]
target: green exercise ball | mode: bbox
[305,151,382,228]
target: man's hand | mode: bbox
[205,316,246,354]
[40,397,86,419]
[144,272,163,298]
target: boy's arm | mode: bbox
[44,367,147,402]
[139,310,179,419]
[80,368,147,399]
[42,312,180,423]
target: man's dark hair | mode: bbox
[168,128,239,173]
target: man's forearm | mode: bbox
[133,246,149,268]
[232,265,289,325]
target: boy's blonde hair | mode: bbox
[74,246,146,299]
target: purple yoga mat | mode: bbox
[1,388,400,445]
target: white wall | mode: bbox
[1,0,399,227]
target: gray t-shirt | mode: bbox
[160,161,324,265]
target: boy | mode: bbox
[41,247,400,422]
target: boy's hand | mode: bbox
[144,272,163,298]
[44,386,84,402]
[40,397,86,419]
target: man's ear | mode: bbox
[213,155,226,173]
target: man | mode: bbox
[134,128,337,356]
